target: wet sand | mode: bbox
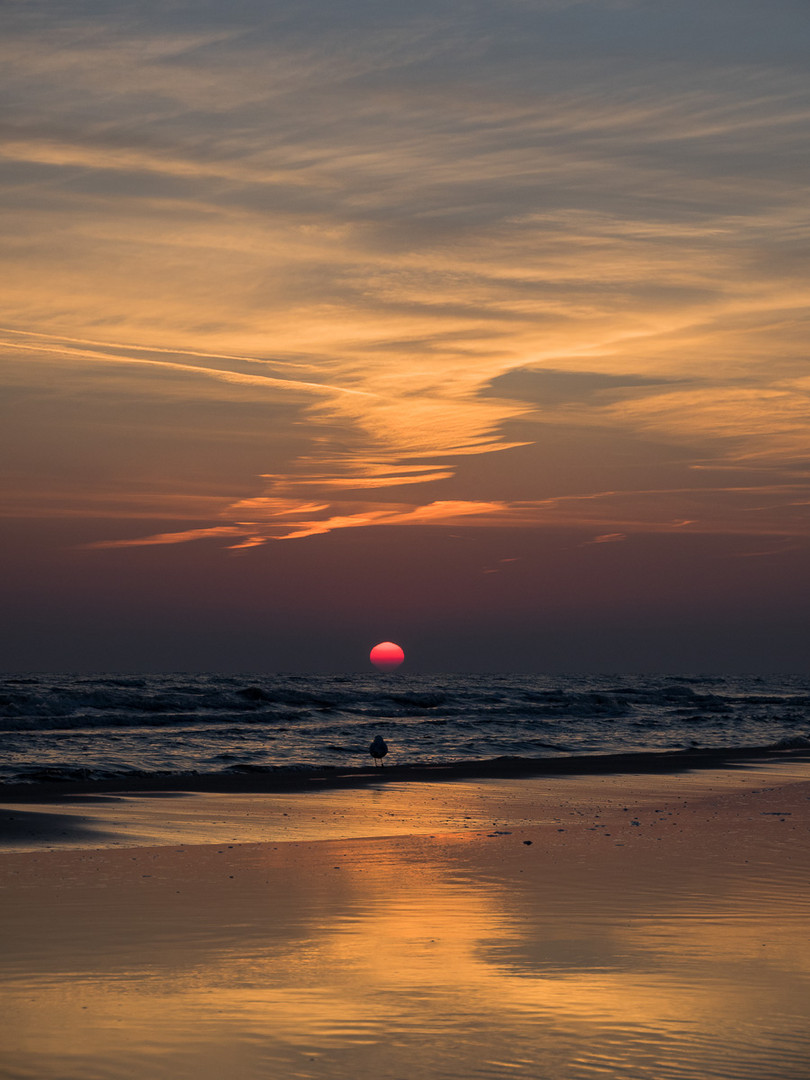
[1,760,809,1079]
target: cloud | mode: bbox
[483,367,685,406]
[87,526,248,549]
[87,481,810,550]
[0,332,370,399]
[2,0,809,552]
[581,533,627,546]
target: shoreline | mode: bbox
[2,742,809,805]
[1,749,809,853]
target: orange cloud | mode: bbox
[581,533,627,546]
[85,482,810,550]
[2,6,808,556]
[88,526,247,549]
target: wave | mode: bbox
[2,673,809,786]
[3,674,807,731]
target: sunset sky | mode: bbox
[2,0,809,672]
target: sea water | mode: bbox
[1,672,808,785]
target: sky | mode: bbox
[1,0,809,673]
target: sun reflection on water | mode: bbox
[3,829,810,1080]
[2,775,810,1079]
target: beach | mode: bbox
[2,758,809,1079]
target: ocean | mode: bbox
[1,672,809,786]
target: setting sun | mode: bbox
[369,642,405,672]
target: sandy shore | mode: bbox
[2,759,809,1079]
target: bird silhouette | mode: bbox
[369,734,388,767]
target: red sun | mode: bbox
[369,641,405,672]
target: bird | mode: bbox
[369,734,388,768]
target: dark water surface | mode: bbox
[2,672,809,785]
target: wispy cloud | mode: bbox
[88,526,248,549]
[2,0,809,553]
[86,481,810,550]
[0,332,372,398]
[581,533,627,546]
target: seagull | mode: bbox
[369,734,388,768]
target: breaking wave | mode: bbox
[1,672,808,784]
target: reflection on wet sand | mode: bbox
[1,773,809,1079]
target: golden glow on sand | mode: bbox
[2,772,809,1079]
